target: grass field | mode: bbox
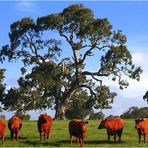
[1,119,148,147]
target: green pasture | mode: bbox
[1,119,148,147]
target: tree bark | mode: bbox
[54,81,77,120]
[54,104,66,120]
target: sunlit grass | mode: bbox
[0,119,148,147]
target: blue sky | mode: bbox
[0,1,148,120]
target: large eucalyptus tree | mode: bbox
[0,4,142,119]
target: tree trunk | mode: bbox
[54,104,66,120]
[54,84,77,120]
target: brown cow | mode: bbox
[37,113,52,141]
[8,116,22,141]
[135,118,148,143]
[69,119,88,147]
[98,117,124,142]
[0,119,6,144]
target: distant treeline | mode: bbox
[120,106,148,119]
[89,106,148,120]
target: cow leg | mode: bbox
[76,137,79,144]
[15,129,19,141]
[47,129,50,139]
[137,130,141,143]
[107,131,110,142]
[144,134,146,143]
[44,132,46,141]
[80,138,84,147]
[79,137,81,144]
[47,132,49,139]
[2,135,4,145]
[108,134,110,142]
[138,134,141,143]
[40,132,42,141]
[10,130,14,140]
[69,135,72,144]
[137,129,141,143]
[118,135,121,142]
[117,129,123,142]
[114,134,116,142]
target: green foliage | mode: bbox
[93,85,117,109]
[0,114,6,120]
[65,90,92,119]
[1,17,61,65]
[121,106,148,119]
[14,110,30,120]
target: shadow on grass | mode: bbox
[97,140,126,144]
[85,140,100,145]
[17,139,127,147]
[4,136,28,141]
[21,139,70,147]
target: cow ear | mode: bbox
[85,121,88,124]
[135,118,138,121]
[138,118,144,121]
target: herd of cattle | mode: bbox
[0,114,147,147]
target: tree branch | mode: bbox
[78,84,98,99]
[82,71,109,77]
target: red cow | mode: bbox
[0,119,6,144]
[69,119,88,147]
[98,117,124,142]
[8,116,22,141]
[37,113,52,141]
[135,118,148,143]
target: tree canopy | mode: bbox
[65,90,92,119]
[0,4,142,119]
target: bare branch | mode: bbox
[78,45,111,65]
[82,71,109,77]
[78,84,98,99]
[79,46,95,64]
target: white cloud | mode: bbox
[103,95,146,117]
[107,51,148,98]
[132,52,145,64]
[16,1,36,13]
[119,74,148,98]
[104,72,148,99]
[120,52,148,98]
[94,51,148,117]
[132,52,148,65]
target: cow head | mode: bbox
[98,119,106,129]
[38,114,48,124]
[79,120,88,132]
[135,118,144,129]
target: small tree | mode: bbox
[0,115,6,120]
[15,110,30,120]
